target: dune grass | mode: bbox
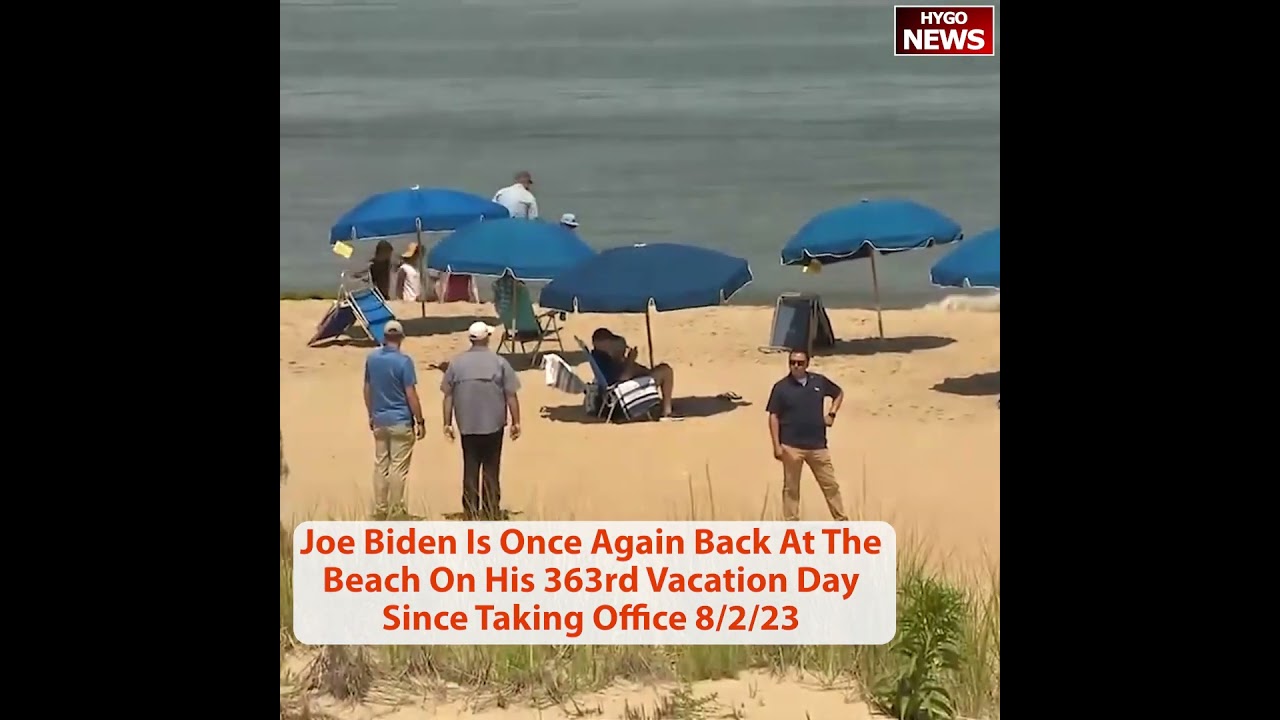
[279,476,999,720]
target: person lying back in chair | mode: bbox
[590,328,677,418]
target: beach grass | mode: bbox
[279,476,999,719]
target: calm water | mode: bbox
[280,0,999,307]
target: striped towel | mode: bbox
[613,377,661,418]
[542,354,587,394]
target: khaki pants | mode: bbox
[372,424,416,515]
[780,446,848,521]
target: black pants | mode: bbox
[461,431,504,520]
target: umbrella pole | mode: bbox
[645,306,655,367]
[869,251,885,339]
[417,227,426,319]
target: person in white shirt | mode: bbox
[396,241,425,302]
[492,171,539,220]
[559,213,579,231]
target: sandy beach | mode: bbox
[280,298,999,569]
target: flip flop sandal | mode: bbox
[718,392,742,401]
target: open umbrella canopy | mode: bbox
[426,219,595,281]
[930,227,999,289]
[328,186,509,244]
[781,198,963,266]
[540,243,753,314]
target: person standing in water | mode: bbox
[492,171,539,220]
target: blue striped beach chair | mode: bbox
[574,337,661,423]
[308,272,398,346]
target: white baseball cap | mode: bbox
[468,321,494,340]
[383,320,405,336]
[559,212,579,228]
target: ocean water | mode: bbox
[280,0,999,307]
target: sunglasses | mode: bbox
[789,359,808,366]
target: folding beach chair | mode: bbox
[307,273,398,347]
[492,276,564,367]
[574,337,661,423]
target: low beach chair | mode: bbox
[574,337,661,423]
[308,273,398,346]
[493,276,564,367]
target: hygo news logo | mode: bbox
[894,6,995,56]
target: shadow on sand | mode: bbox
[821,335,956,357]
[539,394,751,425]
[310,314,501,348]
[425,349,590,374]
[503,348,589,371]
[932,370,1000,397]
[401,315,500,338]
[440,509,524,522]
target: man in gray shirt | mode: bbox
[441,322,522,520]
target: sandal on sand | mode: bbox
[658,415,686,422]
[718,392,742,401]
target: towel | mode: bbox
[613,377,661,418]
[543,354,587,394]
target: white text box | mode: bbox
[293,521,896,645]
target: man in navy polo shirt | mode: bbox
[765,348,848,521]
[364,320,426,519]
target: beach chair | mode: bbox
[574,337,661,423]
[308,273,398,347]
[492,276,564,367]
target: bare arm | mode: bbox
[441,392,454,428]
[406,385,424,424]
[363,382,374,421]
[830,391,845,416]
[765,386,784,452]
[507,393,521,426]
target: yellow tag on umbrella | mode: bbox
[803,260,822,274]
[332,241,354,259]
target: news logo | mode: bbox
[894,5,995,56]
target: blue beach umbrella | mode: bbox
[781,198,963,338]
[329,185,509,317]
[328,186,509,245]
[930,227,1000,290]
[540,243,753,364]
[426,219,596,282]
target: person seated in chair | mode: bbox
[590,328,676,418]
[352,240,395,299]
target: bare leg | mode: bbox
[649,364,675,416]
[620,361,675,416]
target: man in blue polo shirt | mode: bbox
[364,320,425,519]
[765,348,848,521]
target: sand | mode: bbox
[281,298,999,718]
[280,298,999,568]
